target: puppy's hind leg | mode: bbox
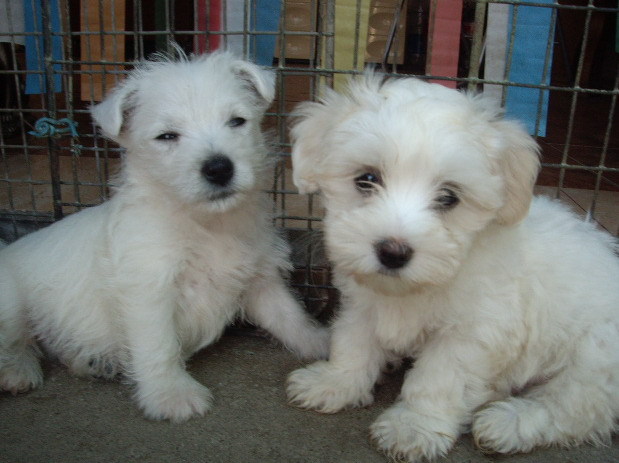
[473,345,619,453]
[0,270,43,394]
[243,270,330,360]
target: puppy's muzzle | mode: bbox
[201,155,234,187]
[375,239,413,270]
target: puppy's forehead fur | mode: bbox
[313,76,499,181]
[92,51,275,143]
[129,54,262,125]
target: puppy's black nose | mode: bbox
[375,239,413,270]
[201,155,234,186]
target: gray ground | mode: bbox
[1,332,618,463]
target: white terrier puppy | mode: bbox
[0,51,328,422]
[287,73,619,461]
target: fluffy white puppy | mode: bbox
[287,73,619,461]
[0,51,328,422]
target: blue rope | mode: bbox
[29,117,79,138]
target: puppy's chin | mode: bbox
[190,190,245,214]
[352,273,418,297]
[209,193,244,212]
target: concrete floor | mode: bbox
[1,332,619,463]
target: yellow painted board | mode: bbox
[80,0,126,101]
[334,0,370,91]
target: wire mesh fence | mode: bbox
[1,0,618,313]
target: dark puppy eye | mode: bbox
[435,187,460,210]
[227,117,246,128]
[354,172,382,194]
[155,132,179,141]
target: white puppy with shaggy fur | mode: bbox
[287,73,619,461]
[0,51,328,422]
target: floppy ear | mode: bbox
[492,118,541,225]
[231,59,276,110]
[90,77,138,143]
[290,98,335,194]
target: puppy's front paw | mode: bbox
[370,403,457,462]
[472,398,540,454]
[0,359,43,394]
[286,361,373,413]
[137,374,213,422]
